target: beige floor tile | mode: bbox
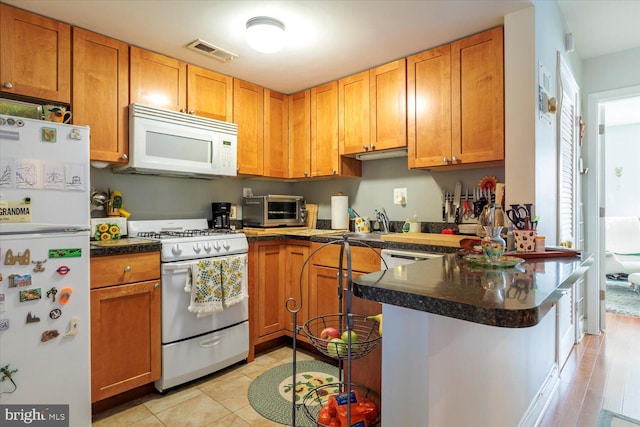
[155,394,231,427]
[201,375,252,412]
[204,412,251,427]
[141,387,204,414]
[233,404,284,427]
[128,415,167,426]
[234,354,281,379]
[194,367,247,391]
[92,400,154,426]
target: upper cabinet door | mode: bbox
[186,64,232,121]
[233,79,264,176]
[451,26,504,164]
[264,89,289,178]
[288,90,311,179]
[407,45,452,168]
[339,70,370,155]
[0,4,71,103]
[73,28,129,164]
[311,81,339,177]
[130,46,186,112]
[370,59,407,151]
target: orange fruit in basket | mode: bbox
[359,397,379,422]
[317,406,332,425]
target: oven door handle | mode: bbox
[162,261,196,275]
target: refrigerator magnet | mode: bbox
[49,309,62,319]
[4,249,31,265]
[19,288,41,302]
[42,127,56,142]
[8,274,32,288]
[59,288,72,305]
[48,248,81,259]
[63,316,79,337]
[46,287,58,302]
[26,312,40,323]
[0,319,8,331]
[56,265,70,275]
[41,330,59,342]
[32,259,46,272]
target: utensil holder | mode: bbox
[514,229,537,252]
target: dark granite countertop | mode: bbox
[353,252,593,328]
[90,238,162,256]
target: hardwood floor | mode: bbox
[539,312,640,426]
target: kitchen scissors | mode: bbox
[506,206,529,229]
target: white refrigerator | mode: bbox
[0,114,91,426]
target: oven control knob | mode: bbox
[204,242,212,252]
[172,243,183,256]
[223,240,231,250]
[213,241,221,251]
[193,242,201,253]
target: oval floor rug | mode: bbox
[248,360,339,426]
[606,282,640,317]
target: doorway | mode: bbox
[585,87,640,333]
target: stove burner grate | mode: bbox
[136,229,234,239]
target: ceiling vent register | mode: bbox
[186,39,238,62]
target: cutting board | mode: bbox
[305,203,318,229]
[241,227,309,236]
[380,232,470,248]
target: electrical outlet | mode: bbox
[243,187,253,197]
[394,188,407,205]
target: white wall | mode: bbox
[603,123,640,216]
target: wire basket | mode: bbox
[302,382,381,427]
[303,314,381,360]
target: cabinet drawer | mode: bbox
[90,252,160,289]
[311,243,381,273]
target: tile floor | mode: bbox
[91,345,319,426]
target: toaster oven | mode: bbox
[242,195,306,227]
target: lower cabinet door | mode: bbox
[91,280,161,402]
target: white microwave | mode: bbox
[114,103,237,179]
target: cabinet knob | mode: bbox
[332,169,337,175]
[188,109,195,115]
[362,145,368,150]
[370,144,375,150]
[452,156,458,162]
[3,82,13,89]
[443,156,449,163]
[154,283,160,289]
[121,154,128,161]
[304,171,308,177]
[179,108,187,113]
[124,265,131,273]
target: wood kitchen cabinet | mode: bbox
[73,28,129,164]
[0,4,71,103]
[263,89,289,178]
[234,79,264,176]
[309,243,382,395]
[90,252,161,402]
[130,46,232,120]
[311,82,361,178]
[408,26,504,169]
[339,59,407,156]
[288,90,312,178]
[249,241,286,342]
[284,242,310,335]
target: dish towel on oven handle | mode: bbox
[185,254,247,316]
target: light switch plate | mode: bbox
[243,187,253,197]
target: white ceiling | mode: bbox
[4,0,640,95]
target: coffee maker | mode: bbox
[211,202,232,229]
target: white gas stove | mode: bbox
[127,218,249,392]
[127,218,248,262]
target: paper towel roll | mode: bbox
[331,195,349,229]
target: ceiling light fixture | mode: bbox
[246,16,286,54]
